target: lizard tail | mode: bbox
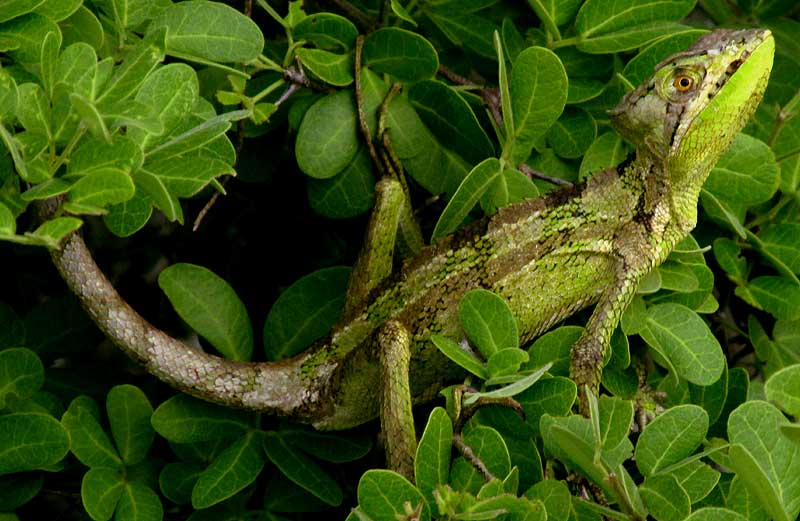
[51,231,319,417]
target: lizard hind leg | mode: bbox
[377,319,418,481]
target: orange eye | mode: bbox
[673,75,694,91]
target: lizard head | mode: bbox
[610,29,774,184]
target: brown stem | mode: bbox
[355,35,384,175]
[453,433,496,483]
[518,163,574,188]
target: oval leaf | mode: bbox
[263,266,351,360]
[635,404,709,476]
[459,288,519,358]
[158,263,253,361]
[151,394,251,443]
[0,412,69,473]
[432,157,502,240]
[295,91,359,179]
[357,469,430,521]
[191,431,264,509]
[0,348,43,409]
[106,385,154,466]
[362,27,438,82]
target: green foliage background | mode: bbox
[1,0,800,519]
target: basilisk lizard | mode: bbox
[47,29,774,477]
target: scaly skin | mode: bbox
[49,29,774,429]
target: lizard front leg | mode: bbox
[570,225,666,414]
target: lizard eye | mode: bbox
[673,75,694,91]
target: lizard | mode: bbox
[46,28,774,478]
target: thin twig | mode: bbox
[355,36,384,175]
[453,433,496,483]
[326,0,373,30]
[519,163,573,188]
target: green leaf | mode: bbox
[106,385,154,466]
[597,395,633,451]
[61,396,122,468]
[263,266,350,360]
[0,0,48,24]
[431,158,502,240]
[640,303,724,385]
[424,12,497,58]
[665,460,719,504]
[431,335,488,379]
[509,46,567,161]
[362,27,438,82]
[737,276,800,321]
[296,48,353,86]
[81,467,124,521]
[0,473,42,511]
[546,107,597,159]
[295,90,358,179]
[486,349,529,378]
[450,426,511,493]
[149,0,264,63]
[640,474,691,521]
[115,481,162,521]
[759,225,800,275]
[765,364,800,415]
[621,30,707,86]
[407,80,494,164]
[579,131,629,181]
[103,192,153,237]
[281,429,371,463]
[67,170,136,208]
[96,30,165,107]
[0,348,43,408]
[144,109,242,163]
[635,404,708,476]
[0,412,69,473]
[704,134,779,210]
[357,469,430,521]
[524,479,571,520]
[684,508,748,521]
[33,0,82,22]
[728,401,800,521]
[158,263,253,361]
[307,147,376,219]
[527,325,581,376]
[191,431,264,509]
[481,167,539,214]
[158,462,203,505]
[292,13,358,51]
[263,431,342,506]
[151,394,251,443]
[575,0,695,53]
[128,63,200,150]
[60,6,104,51]
[415,407,452,508]
[527,0,582,34]
[458,289,519,358]
[465,363,550,405]
[0,13,61,72]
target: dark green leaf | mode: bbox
[191,431,264,509]
[0,412,69,473]
[357,469,430,521]
[295,91,358,179]
[362,28,438,82]
[151,394,251,443]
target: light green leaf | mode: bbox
[526,325,581,376]
[640,303,724,385]
[704,134,779,209]
[357,469,430,521]
[97,30,165,107]
[459,289,519,358]
[450,425,510,493]
[665,459,719,504]
[106,385,154,466]
[263,266,350,360]
[263,431,342,506]
[737,276,800,321]
[728,401,800,521]
[150,394,251,443]
[759,224,800,275]
[362,27,438,82]
[415,408,452,508]
[81,467,124,521]
[431,335,487,379]
[296,48,353,86]
[509,46,567,162]
[640,474,691,521]
[149,0,264,63]
[26,216,82,248]
[635,404,708,476]
[0,0,47,24]
[103,192,153,238]
[0,348,43,409]
[431,158,502,240]
[158,263,253,361]
[684,508,748,521]
[60,6,104,51]
[765,364,800,415]
[192,431,264,509]
[67,170,136,208]
[575,0,695,53]
[295,90,358,179]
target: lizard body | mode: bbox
[50,29,774,436]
